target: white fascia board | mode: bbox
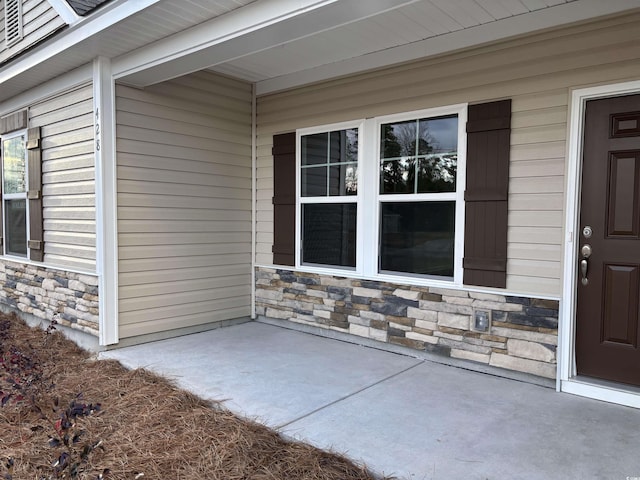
[113,0,420,85]
[46,0,81,25]
[255,0,640,95]
[0,0,162,86]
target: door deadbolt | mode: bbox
[581,244,592,258]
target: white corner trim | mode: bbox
[46,0,81,24]
[251,83,257,319]
[93,56,119,346]
[255,0,640,95]
[560,79,640,395]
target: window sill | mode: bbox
[285,263,459,290]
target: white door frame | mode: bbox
[560,79,640,409]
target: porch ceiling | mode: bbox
[1,0,639,105]
[114,0,640,95]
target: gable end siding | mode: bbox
[0,0,66,65]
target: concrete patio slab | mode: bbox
[100,321,640,480]
[100,321,421,428]
[285,360,640,479]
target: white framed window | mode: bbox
[295,104,467,285]
[4,0,23,47]
[1,131,29,258]
[296,121,362,271]
[373,105,467,284]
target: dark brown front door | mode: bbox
[576,94,640,387]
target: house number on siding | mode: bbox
[95,108,101,151]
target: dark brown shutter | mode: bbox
[27,126,44,262]
[463,99,511,288]
[272,132,296,266]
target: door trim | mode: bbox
[561,79,640,408]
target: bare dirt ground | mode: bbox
[0,313,384,480]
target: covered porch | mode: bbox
[101,320,640,479]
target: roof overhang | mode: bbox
[112,0,640,96]
[2,0,640,106]
[0,0,163,104]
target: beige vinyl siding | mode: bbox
[0,0,65,64]
[255,12,640,297]
[28,83,96,271]
[116,71,252,339]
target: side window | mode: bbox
[378,115,459,279]
[299,127,359,268]
[1,132,28,257]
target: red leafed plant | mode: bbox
[0,316,107,479]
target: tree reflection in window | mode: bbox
[380,115,457,194]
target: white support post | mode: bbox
[93,56,119,346]
[251,83,257,319]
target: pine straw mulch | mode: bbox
[0,313,387,480]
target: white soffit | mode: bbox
[113,0,640,95]
[0,0,257,103]
[247,0,640,94]
[112,0,418,83]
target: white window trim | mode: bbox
[294,103,467,288]
[1,129,30,260]
[296,119,364,273]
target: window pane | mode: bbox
[381,158,414,194]
[419,116,457,154]
[2,136,26,194]
[301,128,359,199]
[417,154,457,193]
[5,199,27,257]
[329,163,357,196]
[303,203,356,267]
[379,201,455,277]
[381,115,458,195]
[301,166,327,197]
[329,129,358,163]
[381,121,416,158]
[301,133,327,166]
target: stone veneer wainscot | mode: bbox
[0,260,99,337]
[255,267,559,379]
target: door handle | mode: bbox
[580,259,588,286]
[580,244,592,286]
